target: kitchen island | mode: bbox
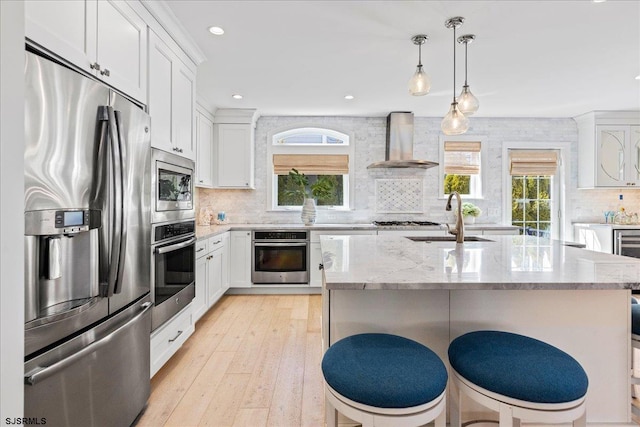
[320,234,640,424]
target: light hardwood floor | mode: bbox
[137,294,324,427]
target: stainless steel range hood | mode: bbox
[367,112,438,169]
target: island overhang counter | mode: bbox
[320,234,640,424]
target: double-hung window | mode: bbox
[509,150,559,239]
[440,137,485,198]
[269,127,353,210]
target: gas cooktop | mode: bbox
[372,220,441,227]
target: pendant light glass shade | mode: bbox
[408,35,430,96]
[441,101,469,135]
[457,34,479,115]
[458,85,479,115]
[408,65,430,96]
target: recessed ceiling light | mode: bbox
[592,0,606,3]
[232,94,243,99]
[208,26,225,35]
[636,75,640,80]
[344,95,354,100]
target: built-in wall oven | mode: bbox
[614,229,640,258]
[252,230,310,284]
[152,149,195,224]
[151,219,196,330]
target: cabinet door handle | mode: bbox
[100,68,110,77]
[90,62,101,71]
[168,330,183,343]
[212,240,221,245]
[196,248,205,253]
[179,148,184,153]
[199,180,204,183]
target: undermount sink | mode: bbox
[407,236,494,243]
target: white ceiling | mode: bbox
[166,0,640,118]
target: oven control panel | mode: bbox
[154,220,195,243]
[253,230,308,241]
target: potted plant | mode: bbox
[286,168,336,225]
[460,202,482,225]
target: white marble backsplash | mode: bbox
[196,115,640,236]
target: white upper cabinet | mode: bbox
[216,124,253,188]
[195,107,214,188]
[148,29,196,160]
[213,109,258,189]
[596,125,640,187]
[173,67,196,159]
[576,112,640,188]
[26,0,147,103]
[147,32,174,153]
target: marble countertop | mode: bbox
[573,222,640,229]
[195,223,377,239]
[320,234,640,291]
[195,223,518,240]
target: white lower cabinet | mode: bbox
[229,231,252,288]
[310,230,377,287]
[194,233,229,323]
[574,224,614,254]
[150,304,194,378]
[193,238,209,321]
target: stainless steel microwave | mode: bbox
[151,149,195,224]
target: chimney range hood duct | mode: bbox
[367,112,438,169]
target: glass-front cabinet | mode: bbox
[596,125,640,187]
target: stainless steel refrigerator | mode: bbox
[23,50,152,426]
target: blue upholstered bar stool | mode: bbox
[448,331,588,427]
[321,333,448,427]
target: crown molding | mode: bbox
[140,0,206,65]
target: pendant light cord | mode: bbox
[464,41,468,86]
[452,25,457,102]
[418,42,422,67]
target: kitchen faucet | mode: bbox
[445,191,464,243]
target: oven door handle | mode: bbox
[155,237,196,254]
[253,242,308,247]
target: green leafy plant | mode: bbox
[285,168,336,202]
[461,202,482,217]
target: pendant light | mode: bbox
[457,34,479,115]
[441,17,469,136]
[408,35,431,96]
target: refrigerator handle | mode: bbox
[113,110,128,294]
[95,110,110,293]
[24,301,152,386]
[105,106,124,297]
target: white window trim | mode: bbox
[272,127,350,145]
[438,134,488,200]
[502,141,571,241]
[266,125,355,211]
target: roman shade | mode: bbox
[273,154,349,175]
[509,150,558,176]
[444,141,481,175]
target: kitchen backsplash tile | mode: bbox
[197,115,640,236]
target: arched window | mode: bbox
[269,127,353,210]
